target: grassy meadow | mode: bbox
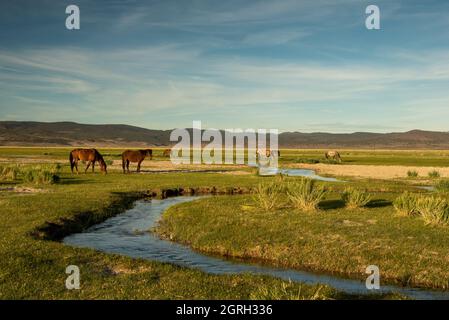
[1,147,449,299]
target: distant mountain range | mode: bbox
[1,121,449,149]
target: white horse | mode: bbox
[325,150,342,163]
[257,149,279,166]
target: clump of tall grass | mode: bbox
[0,165,20,181]
[393,191,419,216]
[286,178,327,211]
[252,181,283,211]
[428,170,441,178]
[435,180,449,193]
[407,170,418,178]
[341,188,371,209]
[21,164,61,185]
[415,195,449,226]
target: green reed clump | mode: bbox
[435,179,449,193]
[407,170,418,178]
[21,164,61,185]
[252,180,283,211]
[286,178,327,211]
[0,165,20,181]
[415,195,449,226]
[428,170,441,178]
[341,187,371,209]
[393,191,419,216]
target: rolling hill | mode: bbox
[1,121,449,149]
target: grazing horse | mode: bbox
[122,149,153,173]
[257,149,280,158]
[69,149,107,174]
[325,150,342,163]
[162,148,172,157]
[256,149,280,167]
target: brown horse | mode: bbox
[122,149,153,173]
[325,150,342,163]
[162,148,172,157]
[257,149,280,158]
[69,149,107,174]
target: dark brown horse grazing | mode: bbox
[122,149,153,173]
[69,149,107,174]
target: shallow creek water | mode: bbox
[64,196,449,300]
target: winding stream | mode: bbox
[64,196,449,300]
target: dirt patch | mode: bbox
[105,264,153,275]
[292,163,449,179]
[0,186,46,194]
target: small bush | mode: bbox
[393,192,418,216]
[0,165,20,181]
[407,170,418,178]
[341,188,371,209]
[252,181,283,211]
[104,159,114,166]
[428,170,441,178]
[435,180,449,193]
[21,165,60,185]
[416,196,449,225]
[294,158,320,164]
[286,178,327,211]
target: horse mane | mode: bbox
[94,149,106,164]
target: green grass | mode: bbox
[156,191,449,290]
[435,179,449,193]
[341,188,372,209]
[286,178,327,211]
[393,192,418,216]
[3,147,449,166]
[252,180,284,211]
[428,170,441,178]
[0,147,444,299]
[407,170,419,178]
[1,160,370,299]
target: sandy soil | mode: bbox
[293,163,449,179]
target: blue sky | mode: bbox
[1,0,449,132]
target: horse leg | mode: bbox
[122,157,126,174]
[92,161,95,173]
[75,160,79,174]
[126,160,130,173]
[85,161,91,174]
[137,160,142,173]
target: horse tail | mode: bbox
[122,153,126,173]
[69,151,75,173]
